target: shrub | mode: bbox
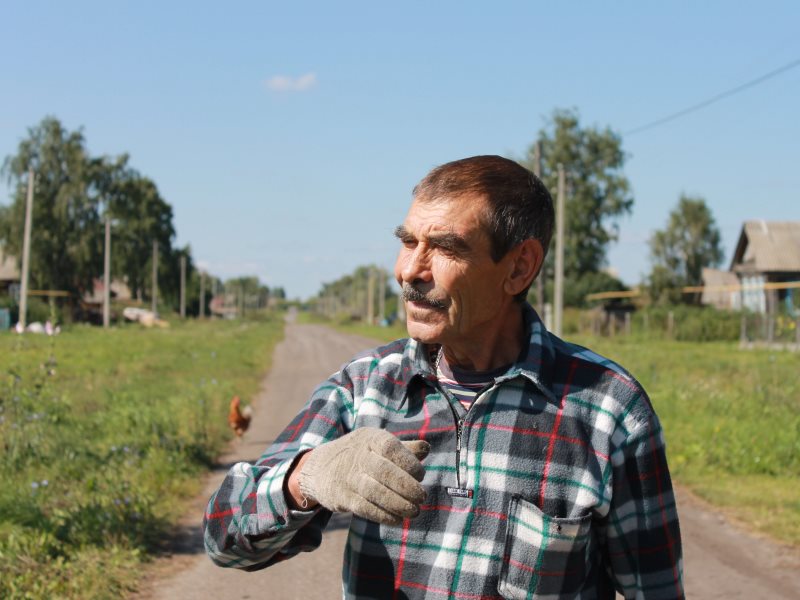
[633,305,742,341]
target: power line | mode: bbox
[625,58,800,136]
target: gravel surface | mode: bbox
[133,319,800,599]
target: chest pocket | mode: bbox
[498,495,592,600]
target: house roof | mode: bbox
[730,220,800,273]
[0,248,20,282]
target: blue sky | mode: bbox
[1,1,798,299]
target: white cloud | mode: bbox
[265,72,317,92]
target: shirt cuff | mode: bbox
[251,453,318,539]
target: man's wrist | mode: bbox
[285,450,318,510]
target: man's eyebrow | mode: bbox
[394,225,470,252]
[428,232,470,253]
[394,225,412,239]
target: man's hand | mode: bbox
[292,428,429,525]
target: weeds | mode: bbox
[0,316,283,598]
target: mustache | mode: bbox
[401,284,449,309]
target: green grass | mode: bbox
[323,315,800,547]
[0,316,284,599]
[572,335,800,545]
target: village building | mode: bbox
[701,267,741,311]
[0,247,20,296]
[727,220,800,314]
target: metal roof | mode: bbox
[730,220,800,273]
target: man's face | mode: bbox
[394,195,515,347]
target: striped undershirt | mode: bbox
[435,349,512,409]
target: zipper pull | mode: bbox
[448,418,473,499]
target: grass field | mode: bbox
[327,317,800,547]
[3,310,797,598]
[0,316,284,599]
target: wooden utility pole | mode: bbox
[199,272,206,318]
[378,269,386,324]
[553,164,565,337]
[103,217,111,328]
[397,290,406,322]
[179,255,186,319]
[366,268,375,324]
[151,241,159,314]
[533,141,545,316]
[18,167,35,330]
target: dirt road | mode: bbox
[134,321,800,599]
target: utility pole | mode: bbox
[553,163,566,337]
[179,255,186,319]
[367,268,375,324]
[397,289,406,322]
[151,241,159,314]
[103,217,111,328]
[378,269,386,324]
[199,271,206,318]
[533,141,545,317]
[18,167,35,330]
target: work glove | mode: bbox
[298,427,429,525]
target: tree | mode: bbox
[225,276,265,315]
[1,116,183,314]
[0,117,103,295]
[315,265,392,320]
[520,108,633,305]
[96,158,177,302]
[648,195,723,305]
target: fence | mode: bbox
[574,306,799,349]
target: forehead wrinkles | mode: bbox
[408,194,490,239]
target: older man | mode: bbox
[204,155,684,599]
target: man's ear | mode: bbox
[503,239,544,297]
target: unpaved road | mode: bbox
[134,321,800,599]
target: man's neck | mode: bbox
[439,304,526,372]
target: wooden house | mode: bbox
[730,220,800,314]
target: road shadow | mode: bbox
[157,520,206,556]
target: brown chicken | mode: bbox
[228,396,253,437]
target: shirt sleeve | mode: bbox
[603,410,685,599]
[203,367,356,570]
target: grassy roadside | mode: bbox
[575,335,800,547]
[0,316,284,599]
[318,315,800,547]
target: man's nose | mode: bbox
[399,245,432,284]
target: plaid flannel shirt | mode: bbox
[204,305,684,599]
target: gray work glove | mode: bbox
[298,427,430,525]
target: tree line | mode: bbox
[313,108,724,311]
[0,116,281,320]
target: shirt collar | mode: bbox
[399,303,557,403]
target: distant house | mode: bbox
[1,248,135,307]
[701,268,741,311]
[83,278,133,304]
[729,220,800,314]
[0,248,20,295]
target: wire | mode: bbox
[625,58,800,136]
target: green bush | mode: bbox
[633,305,742,341]
[0,296,62,326]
